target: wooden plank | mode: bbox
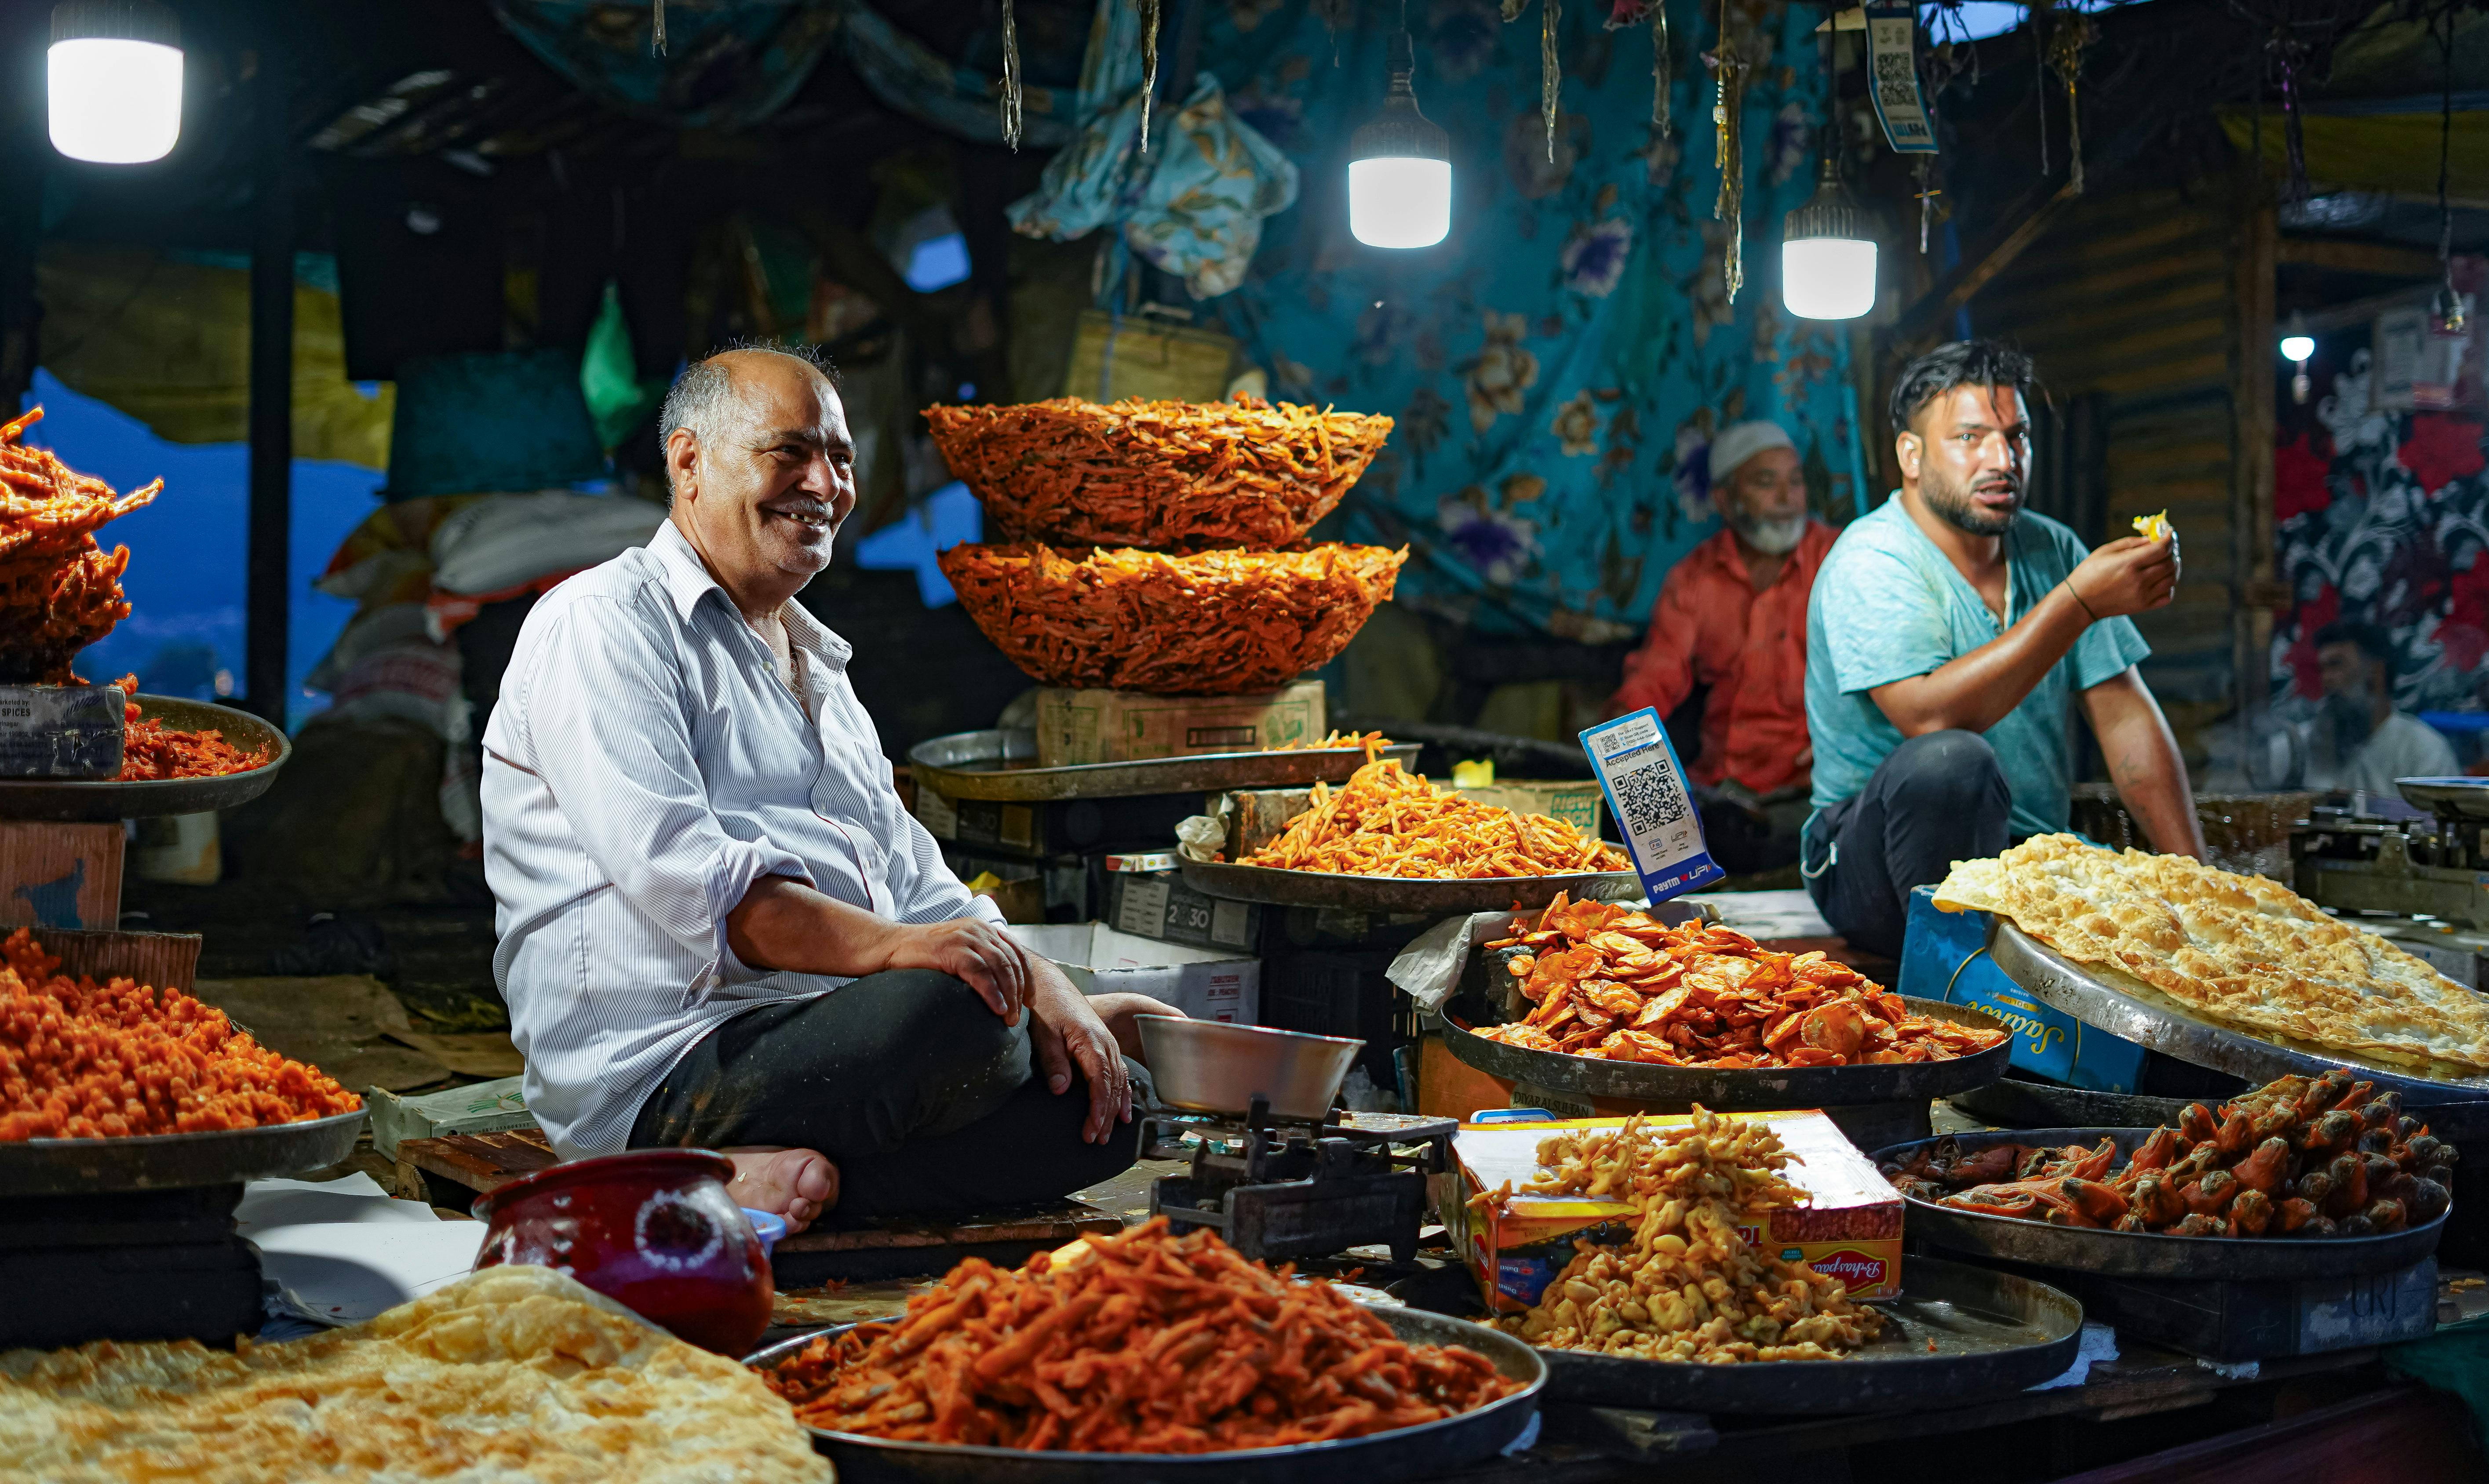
[778,1204,1120,1254]
[37,928,201,991]
[2276,236,2444,278]
[2106,438,2230,469]
[2234,198,2278,717]
[397,1129,557,1197]
[2107,480,2231,510]
[1986,253,2230,324]
[2078,352,2234,399]
[2054,1385,2481,1484]
[2003,214,2225,283]
[1895,181,2085,344]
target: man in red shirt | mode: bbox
[1610,420,1833,873]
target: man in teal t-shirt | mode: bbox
[1800,340,2205,956]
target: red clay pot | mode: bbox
[471,1148,772,1356]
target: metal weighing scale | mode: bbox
[2291,776,2489,986]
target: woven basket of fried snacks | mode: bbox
[925,396,1393,550]
[940,542,1405,695]
[0,407,159,684]
[752,1218,1539,1469]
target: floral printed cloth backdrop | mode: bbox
[2275,349,2489,711]
[1203,0,1864,637]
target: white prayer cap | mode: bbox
[1707,420,1797,485]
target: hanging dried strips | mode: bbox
[1542,0,1563,162]
[1709,0,1748,303]
[1137,0,1162,155]
[924,396,1394,550]
[1652,3,1672,134]
[2047,11,2094,194]
[0,408,157,685]
[938,543,1406,695]
[1000,0,1024,150]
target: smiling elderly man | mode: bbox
[483,346,1171,1231]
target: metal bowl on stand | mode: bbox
[1136,1016,1363,1121]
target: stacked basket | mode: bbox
[928,396,1404,695]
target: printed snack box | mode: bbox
[1440,1109,1902,1315]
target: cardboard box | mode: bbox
[1107,868,1262,953]
[0,684,124,778]
[367,1075,534,1160]
[0,821,123,931]
[1442,1110,1903,1315]
[1007,922,1259,1024]
[1902,885,2147,1093]
[1455,779,1605,839]
[1035,681,1326,767]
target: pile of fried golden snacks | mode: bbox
[761,1218,1520,1453]
[1273,729,1394,751]
[1237,750,1627,878]
[0,407,159,684]
[924,396,1393,550]
[0,927,360,1139]
[1883,1068,2457,1238]
[109,675,276,780]
[940,542,1405,694]
[1481,1108,1885,1362]
[1472,895,2008,1066]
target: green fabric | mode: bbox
[2387,1319,2489,1453]
[578,286,669,454]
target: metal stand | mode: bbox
[1146,1095,1454,1262]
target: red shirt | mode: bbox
[1609,520,1835,795]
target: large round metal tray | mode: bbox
[746,1303,1544,1484]
[0,1106,366,1197]
[2398,776,2489,821]
[1183,858,1641,913]
[1874,1126,2450,1279]
[1987,918,2489,1103]
[1518,1255,2082,1415]
[0,695,290,821]
[908,728,1421,803]
[1434,997,2012,1110]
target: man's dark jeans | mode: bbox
[1801,730,2012,958]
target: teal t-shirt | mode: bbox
[1804,497,2151,839]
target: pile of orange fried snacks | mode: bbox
[1274,730,1394,751]
[762,1219,1519,1452]
[1472,895,2008,1067]
[109,675,275,781]
[939,543,1405,694]
[923,396,1393,550]
[0,408,159,683]
[1239,750,1629,878]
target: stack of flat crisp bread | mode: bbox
[1935,833,2489,1079]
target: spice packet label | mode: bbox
[1579,708,1723,902]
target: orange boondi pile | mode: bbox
[940,542,1404,695]
[0,407,158,684]
[1272,729,1393,751]
[0,928,358,1140]
[924,396,1393,550]
[1239,749,1628,878]
[107,675,274,780]
[1472,894,2007,1067]
[764,1219,1520,1453]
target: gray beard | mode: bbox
[1921,471,2022,537]
[1728,513,1808,555]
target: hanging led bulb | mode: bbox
[48,0,184,165]
[2281,311,2314,405]
[1781,157,1877,320]
[1347,23,1450,250]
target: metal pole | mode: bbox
[245,38,293,726]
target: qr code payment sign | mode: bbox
[1612,755,1691,837]
[1580,707,1721,900]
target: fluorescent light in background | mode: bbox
[1349,158,1452,250]
[1783,237,1879,320]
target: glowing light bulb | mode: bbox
[47,3,183,165]
[1779,160,1876,321]
[2281,334,2314,363]
[1347,29,1450,251]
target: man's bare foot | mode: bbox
[722,1146,838,1234]
[1086,992,1183,1061]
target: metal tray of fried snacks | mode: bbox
[1874,1127,2450,1280]
[745,1304,1545,1484]
[1395,1255,2080,1415]
[907,729,1421,803]
[1182,858,1642,914]
[1947,1077,2489,1147]
[0,1107,366,1197]
[1434,998,2012,1110]
[0,695,291,821]
[1987,919,2489,1104]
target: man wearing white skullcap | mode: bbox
[1611,418,1834,873]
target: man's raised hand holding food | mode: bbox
[483,346,1174,1232]
[1800,339,2203,957]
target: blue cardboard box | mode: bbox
[1897,884,2147,1093]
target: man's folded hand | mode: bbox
[878,917,1032,1024]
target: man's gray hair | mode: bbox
[657,342,838,501]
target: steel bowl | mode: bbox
[1136,1016,1363,1120]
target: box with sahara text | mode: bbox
[1578,708,1723,901]
[1441,1110,1903,1314]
